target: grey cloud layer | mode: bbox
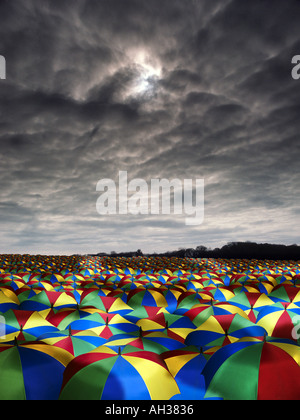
[0,0,299,254]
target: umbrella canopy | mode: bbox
[126,288,169,309]
[174,291,206,315]
[19,290,77,311]
[68,312,139,336]
[123,305,168,324]
[47,305,105,330]
[59,346,179,400]
[1,309,59,342]
[227,292,274,322]
[0,340,73,399]
[256,302,300,342]
[103,328,185,354]
[136,312,196,342]
[203,337,300,400]
[185,314,266,349]
[268,284,300,305]
[79,293,132,315]
[0,289,19,312]
[184,301,249,327]
[37,326,106,356]
[162,346,210,400]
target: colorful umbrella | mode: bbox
[162,346,210,400]
[185,314,266,349]
[184,301,249,327]
[0,289,19,312]
[68,312,139,336]
[126,288,169,309]
[19,290,77,311]
[47,305,105,330]
[136,312,197,342]
[37,326,106,356]
[59,346,179,400]
[103,327,185,354]
[80,293,132,315]
[0,340,73,399]
[256,302,300,342]
[0,309,58,342]
[228,292,274,322]
[203,336,300,400]
[268,284,300,305]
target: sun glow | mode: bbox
[128,50,162,97]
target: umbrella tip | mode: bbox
[14,336,18,346]
[139,326,143,337]
[69,325,72,336]
[118,347,121,356]
[263,333,267,343]
[105,317,109,326]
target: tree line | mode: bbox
[92,242,300,260]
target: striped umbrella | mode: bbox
[0,309,58,342]
[68,312,139,336]
[203,337,300,400]
[228,292,274,322]
[184,301,249,327]
[0,340,72,399]
[59,346,179,400]
[19,290,77,312]
[103,327,185,354]
[37,326,106,356]
[185,314,266,349]
[162,346,211,400]
[256,302,300,342]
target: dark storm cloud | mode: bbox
[0,0,299,254]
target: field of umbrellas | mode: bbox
[0,253,300,400]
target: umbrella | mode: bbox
[59,345,179,400]
[227,292,274,322]
[0,340,73,399]
[185,314,266,349]
[0,309,58,342]
[126,288,169,309]
[136,312,197,342]
[268,284,300,305]
[256,302,300,342]
[37,326,106,356]
[47,305,106,330]
[68,312,139,336]
[162,346,210,400]
[79,293,132,315]
[19,290,77,311]
[14,285,42,304]
[209,286,236,302]
[203,336,300,400]
[0,289,19,312]
[174,291,206,315]
[184,301,249,327]
[103,327,185,354]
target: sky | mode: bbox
[0,0,300,255]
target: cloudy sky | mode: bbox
[0,0,299,255]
